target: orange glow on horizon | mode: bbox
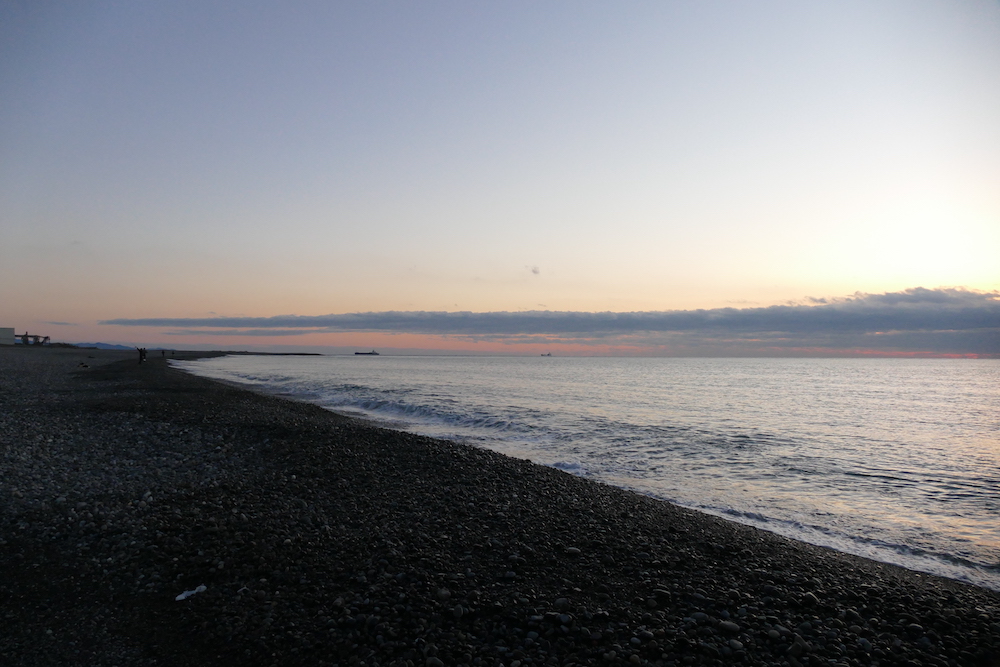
[90,327,997,359]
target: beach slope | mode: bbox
[1,347,998,666]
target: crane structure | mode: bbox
[19,332,50,346]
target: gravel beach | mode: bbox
[2,347,998,667]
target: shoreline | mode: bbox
[2,346,998,666]
[179,355,1000,592]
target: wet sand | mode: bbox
[1,346,998,666]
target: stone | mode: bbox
[787,634,811,658]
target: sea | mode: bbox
[172,355,1000,591]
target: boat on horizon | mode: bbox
[354,350,380,356]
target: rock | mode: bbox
[719,620,740,633]
[787,634,811,658]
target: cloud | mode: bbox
[44,321,77,326]
[100,287,1000,355]
[162,328,314,337]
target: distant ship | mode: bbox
[540,353,552,357]
[354,350,380,356]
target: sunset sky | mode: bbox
[2,1,998,355]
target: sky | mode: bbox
[1,1,998,356]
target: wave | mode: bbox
[682,502,1000,591]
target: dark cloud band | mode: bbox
[101,288,999,338]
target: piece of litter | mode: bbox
[175,585,207,601]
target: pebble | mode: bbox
[719,620,740,633]
[788,634,811,658]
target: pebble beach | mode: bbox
[1,347,998,667]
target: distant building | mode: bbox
[0,328,14,345]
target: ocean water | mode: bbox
[173,355,1000,591]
